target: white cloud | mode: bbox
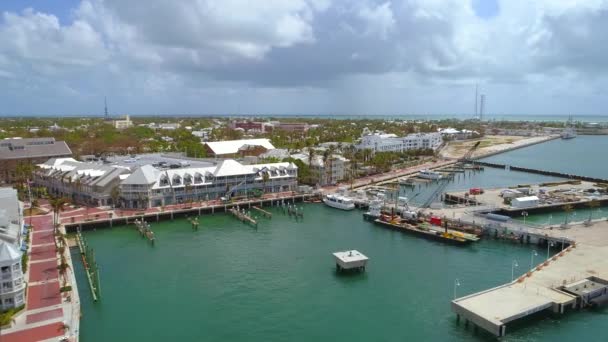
[3,0,608,115]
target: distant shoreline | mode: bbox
[3,114,608,122]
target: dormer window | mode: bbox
[172,175,182,185]
[160,175,169,186]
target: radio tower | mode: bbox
[104,96,110,121]
[473,84,478,119]
[479,94,486,121]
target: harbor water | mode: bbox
[74,137,608,341]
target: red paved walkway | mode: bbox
[30,244,56,262]
[28,260,59,283]
[25,308,64,324]
[26,282,61,310]
[32,229,55,245]
[2,322,64,342]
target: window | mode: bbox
[1,266,9,273]
[13,264,19,271]
[4,298,13,304]
[2,282,12,289]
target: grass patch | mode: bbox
[24,207,47,216]
[0,305,25,327]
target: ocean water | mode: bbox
[74,206,608,342]
[481,136,608,180]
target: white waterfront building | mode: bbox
[120,159,298,208]
[357,128,443,153]
[0,241,25,310]
[0,187,25,311]
[35,156,298,210]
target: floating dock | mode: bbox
[333,250,368,272]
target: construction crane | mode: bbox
[459,141,481,163]
[222,180,247,202]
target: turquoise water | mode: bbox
[74,137,608,341]
[482,136,608,180]
[75,205,608,342]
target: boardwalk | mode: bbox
[1,214,81,342]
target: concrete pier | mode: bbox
[452,221,608,336]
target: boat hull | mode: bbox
[323,199,355,211]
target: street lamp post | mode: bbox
[547,241,554,260]
[453,279,461,299]
[511,260,519,281]
[521,211,528,225]
[530,250,538,270]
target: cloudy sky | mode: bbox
[1,0,607,116]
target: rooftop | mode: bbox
[0,137,72,160]
[205,139,275,155]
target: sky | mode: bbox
[1,0,608,117]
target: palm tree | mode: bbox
[262,171,270,193]
[110,186,120,209]
[49,196,68,247]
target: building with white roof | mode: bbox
[356,128,442,153]
[35,158,131,207]
[34,154,298,209]
[120,159,297,208]
[204,139,275,158]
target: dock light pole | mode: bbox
[453,279,461,299]
[530,250,538,270]
[521,211,528,225]
[547,241,554,260]
[511,260,519,281]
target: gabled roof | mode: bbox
[122,165,161,185]
[213,159,256,177]
[0,240,21,261]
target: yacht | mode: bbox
[323,194,355,210]
[560,127,577,140]
[561,116,577,139]
[418,169,443,180]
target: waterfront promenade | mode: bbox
[1,214,80,342]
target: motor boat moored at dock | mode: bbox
[418,169,443,180]
[323,194,355,210]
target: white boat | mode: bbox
[323,194,355,210]
[560,127,577,139]
[418,169,443,180]
[363,199,383,220]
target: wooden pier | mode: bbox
[252,206,272,219]
[76,231,101,302]
[64,193,315,233]
[134,219,156,245]
[229,208,258,227]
